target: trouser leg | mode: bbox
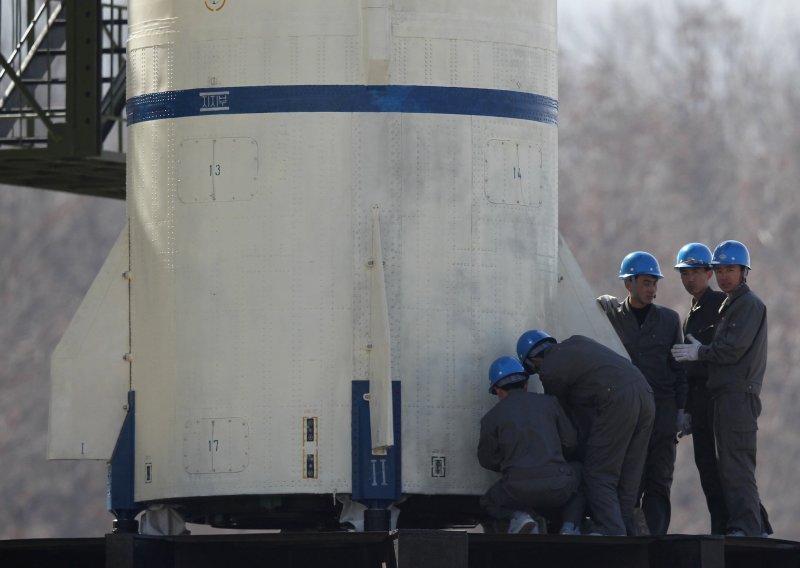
[568,406,596,463]
[760,502,773,535]
[481,480,518,521]
[688,382,728,534]
[483,471,581,526]
[561,462,586,525]
[640,398,677,535]
[619,388,655,536]
[583,386,647,536]
[583,447,626,535]
[714,392,763,536]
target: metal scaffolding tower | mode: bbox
[0,0,127,199]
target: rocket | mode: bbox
[48,0,623,530]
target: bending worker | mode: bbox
[517,331,654,536]
[672,240,770,537]
[478,356,585,535]
[597,251,687,535]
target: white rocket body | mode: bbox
[49,0,624,526]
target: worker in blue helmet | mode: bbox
[518,331,655,536]
[597,251,687,535]
[672,240,771,537]
[478,356,585,535]
[672,242,729,534]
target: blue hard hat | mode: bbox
[516,329,557,362]
[619,251,664,279]
[488,356,528,394]
[711,240,750,269]
[674,242,713,269]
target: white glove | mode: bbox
[676,409,692,438]
[671,334,701,362]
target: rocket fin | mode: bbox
[48,222,131,460]
[368,206,394,452]
[554,232,629,358]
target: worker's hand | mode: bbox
[676,409,692,438]
[671,334,701,362]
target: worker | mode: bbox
[672,240,770,537]
[597,251,686,535]
[673,242,728,533]
[478,356,585,535]
[517,331,655,536]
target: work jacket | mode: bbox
[537,335,650,409]
[698,284,767,396]
[598,295,688,408]
[682,286,726,383]
[478,390,576,477]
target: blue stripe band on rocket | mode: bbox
[126,84,558,126]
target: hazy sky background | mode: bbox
[558,0,800,25]
[559,0,800,57]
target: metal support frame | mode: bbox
[49,0,101,156]
[0,51,59,137]
[5,531,800,568]
[0,1,63,99]
[0,0,127,197]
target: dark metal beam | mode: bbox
[0,150,125,198]
[2,532,800,567]
[49,0,101,156]
[0,52,60,138]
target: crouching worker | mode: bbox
[478,356,585,535]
